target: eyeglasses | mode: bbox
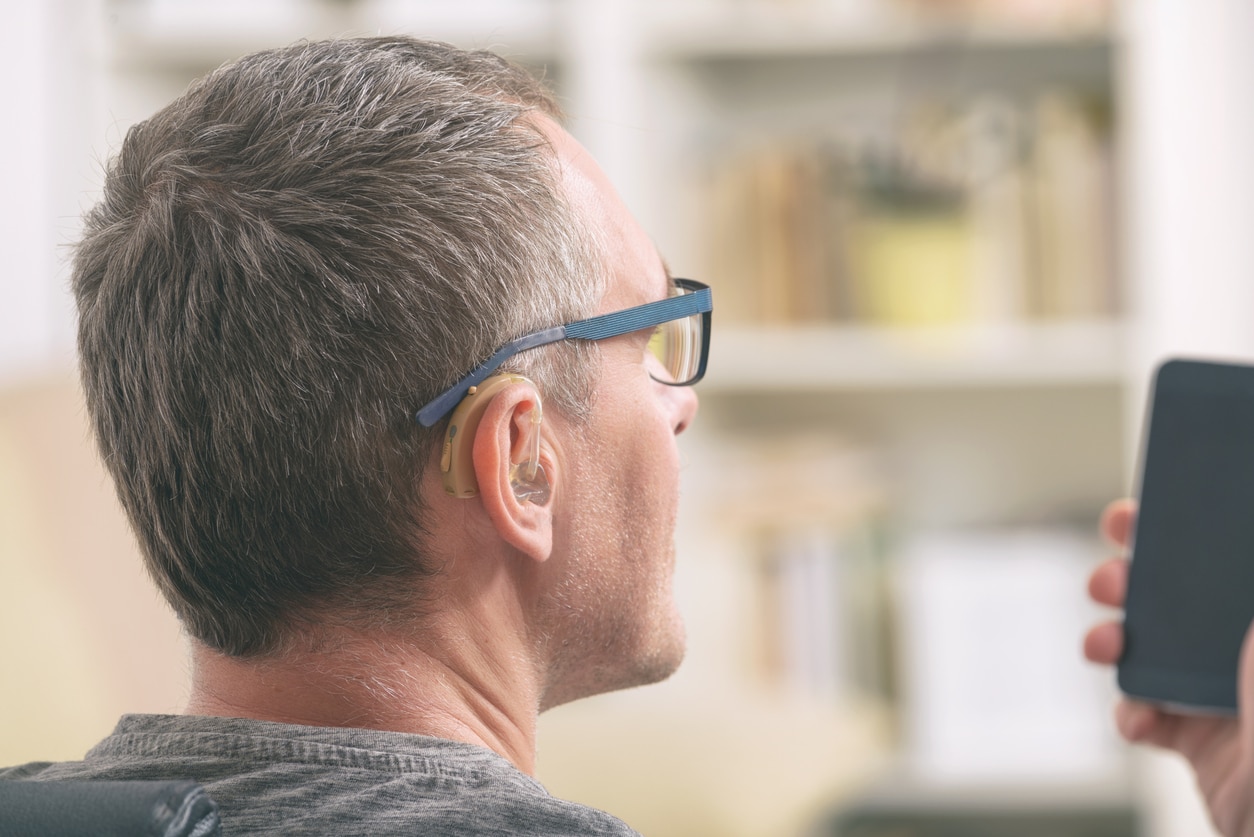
[415,278,712,427]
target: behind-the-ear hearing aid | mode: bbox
[440,374,551,504]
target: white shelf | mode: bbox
[362,0,559,60]
[702,321,1127,393]
[105,0,561,70]
[822,759,1136,827]
[106,0,344,68]
[644,8,1112,61]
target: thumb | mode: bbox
[1207,618,1254,837]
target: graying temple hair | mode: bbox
[73,37,606,656]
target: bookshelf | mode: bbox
[649,25,1110,62]
[82,1,1142,835]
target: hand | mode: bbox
[1085,499,1254,836]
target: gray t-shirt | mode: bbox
[0,714,641,836]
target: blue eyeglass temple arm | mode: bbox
[415,326,566,427]
[415,283,711,427]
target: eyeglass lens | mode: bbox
[646,286,703,385]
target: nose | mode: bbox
[644,352,700,435]
[669,382,699,436]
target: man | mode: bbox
[1086,501,1254,837]
[0,36,706,834]
[6,32,1246,837]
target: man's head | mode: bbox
[74,37,609,657]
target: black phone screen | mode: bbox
[1119,358,1254,712]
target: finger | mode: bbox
[1237,617,1254,756]
[1116,698,1165,742]
[1100,499,1137,550]
[1088,558,1129,608]
[1084,620,1124,664]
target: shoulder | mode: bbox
[0,762,57,781]
[0,716,643,836]
[203,735,642,836]
[430,771,642,836]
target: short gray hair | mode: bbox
[73,37,606,656]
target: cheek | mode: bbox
[596,359,685,496]
[632,412,682,526]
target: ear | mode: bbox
[471,382,554,563]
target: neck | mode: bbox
[185,616,543,775]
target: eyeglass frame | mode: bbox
[415,278,712,427]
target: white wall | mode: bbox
[1120,2,1254,835]
[1125,0,1254,377]
[0,0,103,386]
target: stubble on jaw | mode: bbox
[532,429,686,711]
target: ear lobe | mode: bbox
[471,383,554,563]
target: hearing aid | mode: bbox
[440,374,551,504]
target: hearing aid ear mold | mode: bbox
[440,374,550,503]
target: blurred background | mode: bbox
[2,1,1252,835]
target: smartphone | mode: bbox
[1119,358,1254,713]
